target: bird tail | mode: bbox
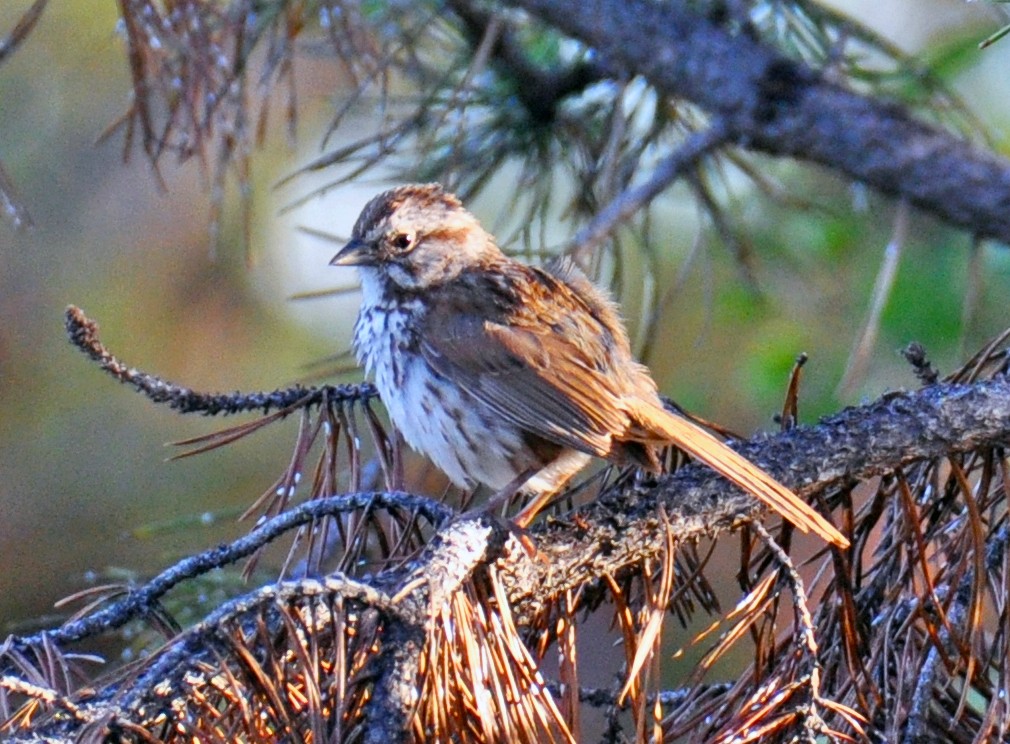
[625,399,848,548]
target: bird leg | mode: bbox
[467,466,538,519]
[512,487,561,529]
[454,467,542,559]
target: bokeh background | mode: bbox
[2,0,1009,650]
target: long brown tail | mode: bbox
[626,399,848,548]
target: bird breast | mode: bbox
[351,270,543,491]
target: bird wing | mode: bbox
[418,264,849,548]
[418,266,633,459]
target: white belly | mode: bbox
[352,272,535,490]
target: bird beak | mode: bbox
[330,238,373,267]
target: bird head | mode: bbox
[330,183,500,291]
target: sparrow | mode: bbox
[330,183,847,547]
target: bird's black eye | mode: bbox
[389,232,415,252]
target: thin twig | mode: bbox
[837,200,908,397]
[901,342,940,387]
[65,305,376,415]
[568,121,732,260]
[0,675,90,723]
[0,0,48,65]
[0,160,33,230]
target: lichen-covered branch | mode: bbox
[65,305,377,415]
[1,491,453,672]
[503,378,1010,619]
[6,371,1010,741]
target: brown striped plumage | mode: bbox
[331,183,847,547]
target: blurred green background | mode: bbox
[2,0,1009,642]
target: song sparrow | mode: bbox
[331,183,847,547]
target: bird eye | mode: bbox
[389,232,415,252]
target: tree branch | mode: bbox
[447,0,608,124]
[8,373,1010,739]
[365,518,508,742]
[502,378,1010,620]
[506,0,1010,244]
[65,305,377,415]
[0,491,452,670]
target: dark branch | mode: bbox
[365,518,508,742]
[9,369,1010,737]
[0,0,46,231]
[503,378,1010,620]
[447,0,608,124]
[33,516,507,741]
[0,0,48,65]
[506,0,1010,245]
[113,573,399,722]
[65,305,377,415]
[363,619,426,744]
[902,342,940,387]
[1,491,452,668]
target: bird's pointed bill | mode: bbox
[330,238,373,267]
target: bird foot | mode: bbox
[456,467,547,559]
